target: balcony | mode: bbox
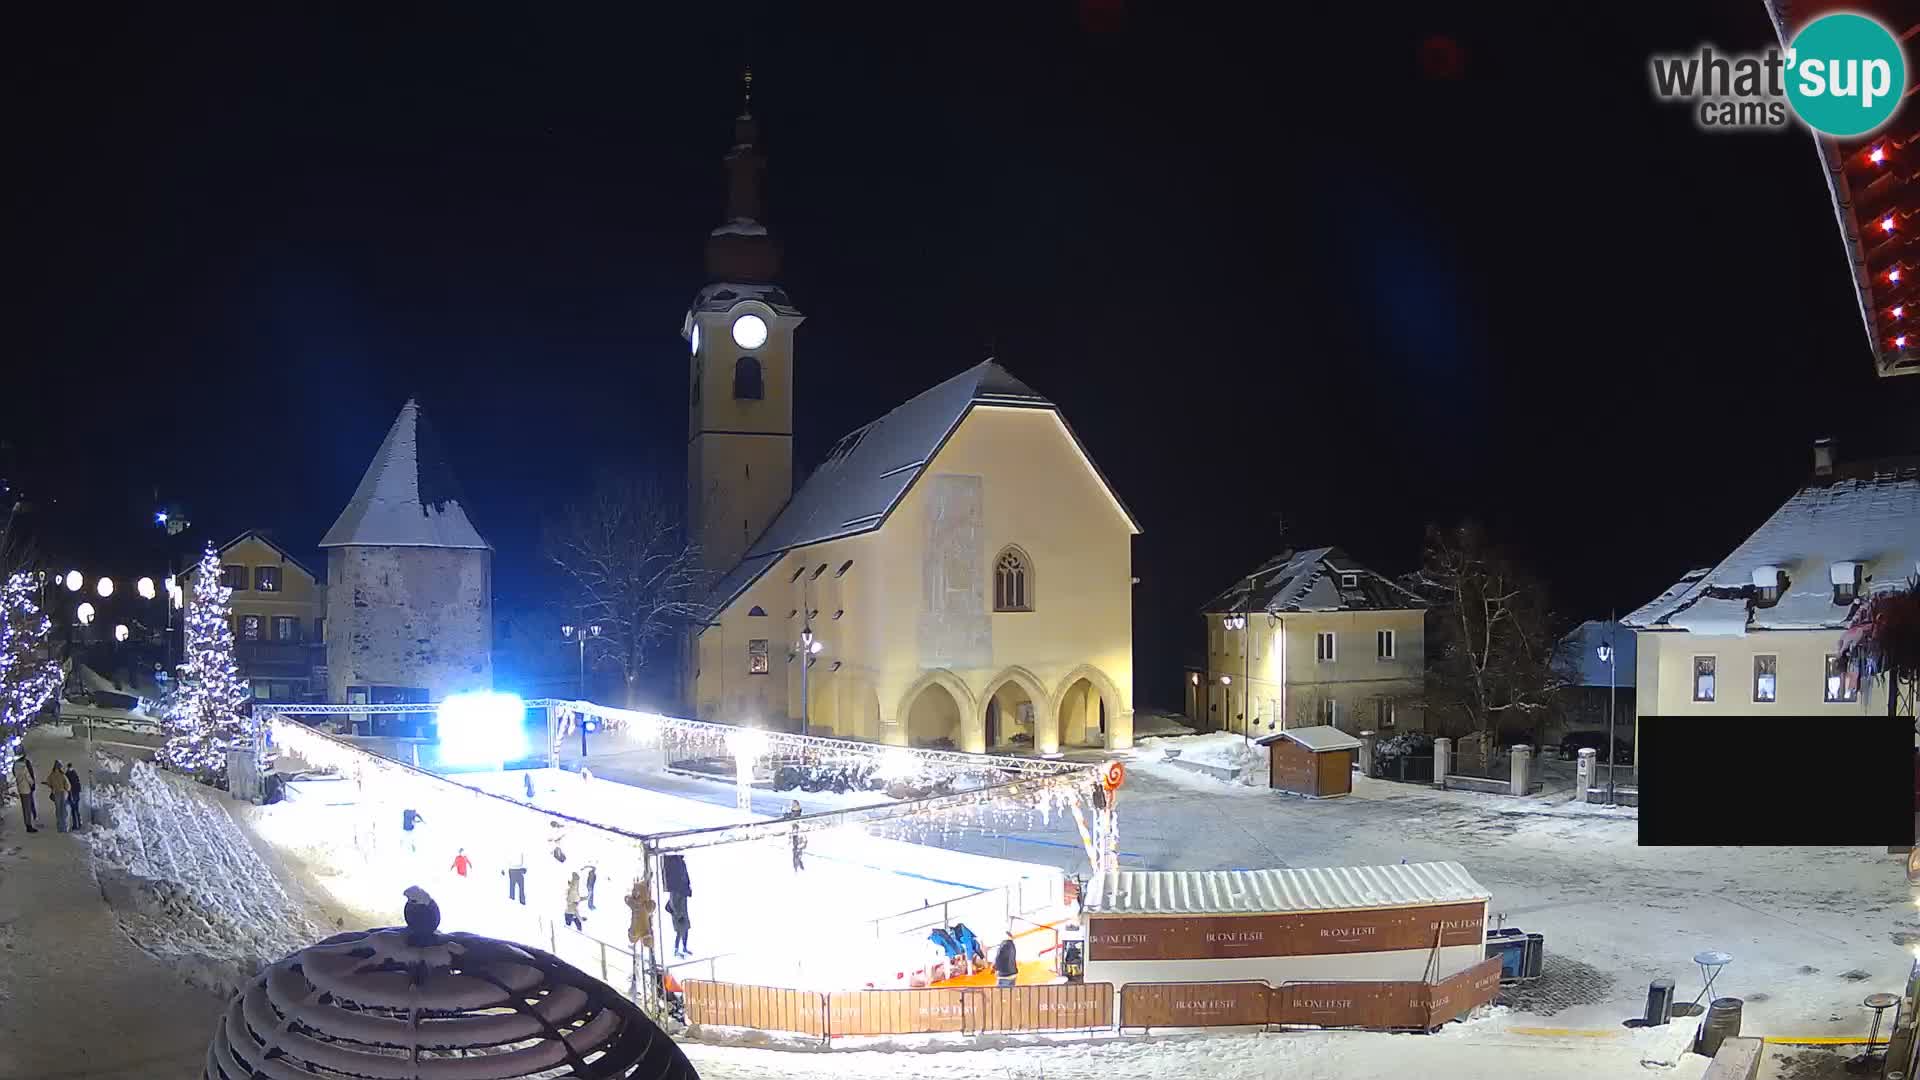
[234,640,324,679]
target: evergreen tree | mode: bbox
[163,544,249,778]
[0,571,63,781]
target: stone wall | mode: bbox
[325,546,492,701]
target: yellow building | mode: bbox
[177,530,327,703]
[1623,444,1919,753]
[684,92,1141,753]
[1188,548,1427,738]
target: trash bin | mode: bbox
[1696,997,1743,1057]
[1644,978,1675,1026]
[1522,933,1545,979]
[1485,937,1526,980]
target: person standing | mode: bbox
[10,754,37,832]
[992,929,1019,988]
[64,762,82,833]
[450,848,473,879]
[400,808,424,855]
[45,760,71,833]
[667,894,691,958]
[523,773,536,800]
[784,801,806,872]
[663,853,693,958]
[584,865,597,911]
[505,846,528,905]
[564,871,584,930]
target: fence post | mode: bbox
[1433,738,1451,790]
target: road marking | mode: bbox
[1761,1036,1873,1045]
[1507,1027,1622,1038]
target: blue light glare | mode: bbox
[437,691,528,767]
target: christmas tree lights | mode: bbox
[0,571,63,781]
[161,544,249,779]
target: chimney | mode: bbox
[1813,437,1835,478]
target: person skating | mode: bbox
[450,848,473,879]
[666,894,691,958]
[504,846,528,905]
[45,760,71,833]
[992,929,1019,987]
[11,754,38,832]
[400,808,424,855]
[564,871,585,930]
[523,773,536,800]
[63,762,82,832]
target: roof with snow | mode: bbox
[691,281,800,316]
[1255,724,1363,752]
[706,361,1140,611]
[320,399,490,550]
[181,530,322,584]
[1202,547,1425,615]
[1086,861,1489,917]
[1622,457,1920,635]
[1556,620,1636,688]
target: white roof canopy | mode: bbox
[1087,861,1490,917]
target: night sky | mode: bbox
[9,1,1919,709]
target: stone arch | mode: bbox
[981,665,1054,753]
[897,668,980,751]
[1052,664,1126,750]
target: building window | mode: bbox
[273,616,300,642]
[748,639,769,675]
[1376,629,1396,660]
[1316,631,1336,663]
[1826,655,1861,702]
[1321,698,1338,726]
[1375,698,1396,728]
[994,546,1033,612]
[347,685,369,706]
[1340,573,1359,588]
[1692,656,1716,702]
[811,564,827,581]
[791,565,806,583]
[239,614,264,642]
[747,606,768,617]
[314,617,326,642]
[255,566,281,592]
[733,355,764,400]
[1833,563,1863,605]
[836,560,854,577]
[222,564,248,591]
[1755,571,1782,606]
[1753,655,1776,702]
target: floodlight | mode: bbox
[438,691,528,768]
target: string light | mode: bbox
[160,543,249,778]
[1896,307,1906,319]
[1892,269,1902,283]
[0,572,64,787]
[1871,146,1887,165]
[1883,216,1897,234]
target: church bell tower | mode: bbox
[685,69,803,577]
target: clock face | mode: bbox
[731,313,769,350]
[690,323,701,356]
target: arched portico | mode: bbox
[1052,664,1129,750]
[896,668,982,752]
[981,665,1054,754]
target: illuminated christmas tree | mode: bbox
[0,571,63,782]
[162,544,249,778]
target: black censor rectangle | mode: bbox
[1638,716,1915,847]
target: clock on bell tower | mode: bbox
[686,69,803,577]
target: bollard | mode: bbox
[1576,748,1597,804]
[1509,745,1532,796]
[1358,731,1376,777]
[1645,978,1675,1025]
[1434,738,1452,790]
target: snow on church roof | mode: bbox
[1623,457,1920,634]
[706,360,1140,610]
[1086,861,1490,917]
[320,399,490,550]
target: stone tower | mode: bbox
[320,398,492,708]
[685,69,805,577]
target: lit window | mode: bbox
[1692,656,1716,702]
[1316,631,1336,663]
[1376,629,1396,660]
[1753,655,1776,703]
[272,616,299,642]
[1826,655,1860,703]
[994,547,1032,612]
[255,566,281,592]
[239,614,264,642]
[221,564,248,591]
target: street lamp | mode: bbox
[559,623,601,758]
[76,602,95,626]
[64,570,82,592]
[1596,617,1618,807]
[114,624,129,643]
[796,627,823,736]
[137,577,156,600]
[96,576,113,598]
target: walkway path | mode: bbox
[0,728,222,1080]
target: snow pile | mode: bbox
[86,761,321,984]
[1138,732,1269,787]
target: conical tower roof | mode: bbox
[320,399,490,550]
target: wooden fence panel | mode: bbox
[1427,958,1502,1026]
[684,980,826,1037]
[827,988,965,1036]
[963,983,1113,1034]
[1272,979,1430,1030]
[1118,981,1270,1030]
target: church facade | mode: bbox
[685,84,1140,752]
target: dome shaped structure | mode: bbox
[206,889,697,1079]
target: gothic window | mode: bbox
[994,546,1033,612]
[733,355,764,400]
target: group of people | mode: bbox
[8,754,83,834]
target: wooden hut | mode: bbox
[1258,725,1361,798]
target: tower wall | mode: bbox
[325,546,493,702]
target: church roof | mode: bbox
[320,399,491,550]
[1202,547,1425,615]
[706,360,1139,610]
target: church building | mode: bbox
[686,80,1141,752]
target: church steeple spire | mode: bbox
[707,67,779,282]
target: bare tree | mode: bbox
[1408,522,1569,769]
[546,468,713,707]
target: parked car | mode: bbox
[1559,730,1632,764]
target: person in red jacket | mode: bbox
[450,848,473,878]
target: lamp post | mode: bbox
[560,623,601,759]
[1596,618,1618,807]
[1219,674,1232,739]
[796,626,823,736]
